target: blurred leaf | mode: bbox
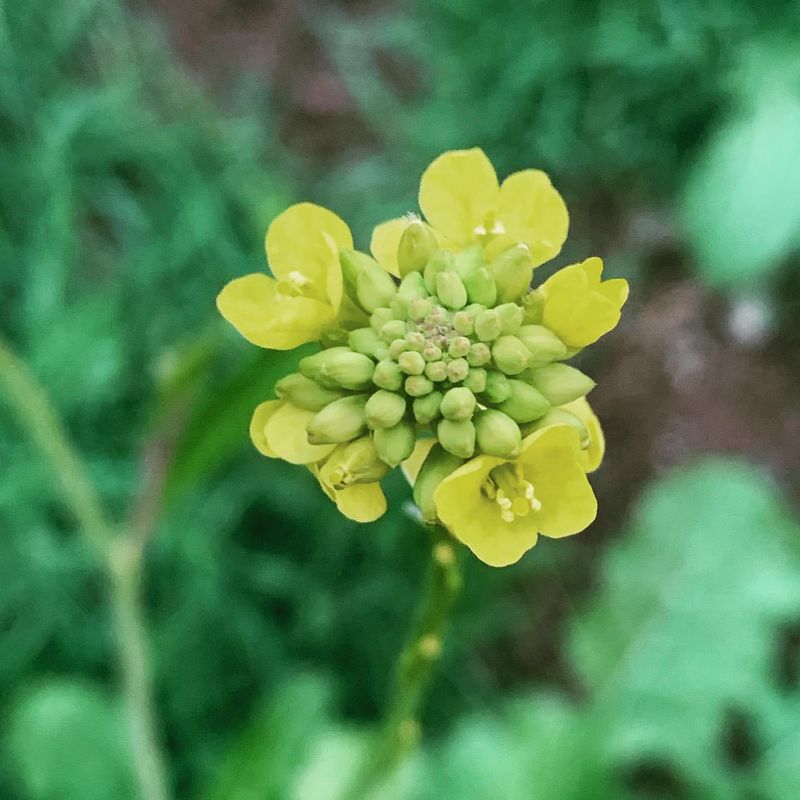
[6,679,134,800]
[681,89,800,287]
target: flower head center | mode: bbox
[482,462,541,523]
[473,211,506,241]
[277,270,324,301]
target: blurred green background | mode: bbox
[2,1,800,798]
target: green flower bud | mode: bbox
[525,364,596,406]
[522,289,545,324]
[489,243,534,303]
[446,358,469,382]
[380,319,407,343]
[413,391,443,424]
[520,408,590,447]
[307,395,368,444]
[390,297,407,320]
[463,367,487,394]
[398,271,429,303]
[357,267,397,313]
[405,375,434,396]
[437,418,476,458]
[398,218,438,276]
[413,444,465,522]
[348,327,384,358]
[408,297,434,321]
[365,389,407,429]
[373,421,416,467]
[495,302,524,334]
[440,387,476,421]
[424,250,454,294]
[497,380,550,423]
[482,370,511,403]
[339,249,380,297]
[370,307,394,332]
[491,335,531,375]
[517,325,567,365]
[425,361,448,382]
[388,339,407,359]
[398,350,425,375]
[474,309,502,342]
[452,244,484,280]
[435,271,468,310]
[463,267,497,306]
[373,359,403,391]
[448,336,471,358]
[325,436,390,488]
[275,373,347,411]
[405,331,426,351]
[300,348,375,390]
[452,307,478,336]
[421,343,442,362]
[467,342,491,366]
[474,409,522,458]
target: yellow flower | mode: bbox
[370,148,568,274]
[561,398,605,473]
[217,203,352,349]
[249,399,336,464]
[433,425,596,567]
[537,257,629,349]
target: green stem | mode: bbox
[0,337,172,800]
[343,525,462,800]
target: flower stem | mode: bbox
[343,524,462,800]
[0,337,172,800]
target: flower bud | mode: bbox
[452,244,484,280]
[407,297,434,321]
[275,373,347,411]
[388,338,407,359]
[446,358,469,382]
[437,418,476,458]
[424,250,454,294]
[348,327,384,358]
[425,361,448,382]
[474,309,502,342]
[398,218,438,276]
[522,290,545,324]
[405,331,426,351]
[452,307,478,336]
[525,364,595,406]
[463,367,487,394]
[463,267,498,306]
[300,348,375,390]
[448,336,471,358]
[413,391,443,424]
[380,319,407,343]
[405,375,434,396]
[467,342,491,366]
[398,271,429,303]
[474,409,522,458]
[370,307,394,332]
[520,408,590,447]
[398,350,425,375]
[497,380,550,423]
[413,444,465,522]
[357,266,397,313]
[306,395,368,444]
[390,297,407,320]
[440,387,476,421]
[373,359,403,391]
[373,421,416,467]
[495,302,524,334]
[365,389,407,429]
[435,271,468,310]
[489,243,534,303]
[482,370,511,403]
[339,249,379,297]
[517,325,567,365]
[422,343,442,361]
[323,436,390,489]
[491,335,530,375]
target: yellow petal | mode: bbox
[497,169,569,267]
[521,426,597,538]
[265,203,351,308]
[370,217,406,277]
[561,398,605,473]
[249,400,283,457]
[264,402,336,464]
[419,148,500,246]
[401,437,437,485]
[597,278,630,309]
[580,256,604,284]
[334,482,387,522]
[217,273,333,350]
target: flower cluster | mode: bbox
[217,149,627,566]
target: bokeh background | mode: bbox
[2,1,800,798]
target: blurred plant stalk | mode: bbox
[342,525,462,800]
[0,336,173,800]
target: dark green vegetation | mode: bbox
[1,1,799,798]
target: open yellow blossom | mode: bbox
[370,148,568,274]
[249,399,336,464]
[217,203,352,349]
[561,398,605,473]
[433,425,596,567]
[537,257,629,349]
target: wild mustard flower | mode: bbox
[218,149,627,562]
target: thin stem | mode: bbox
[0,336,172,800]
[343,525,463,800]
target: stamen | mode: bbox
[487,464,544,523]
